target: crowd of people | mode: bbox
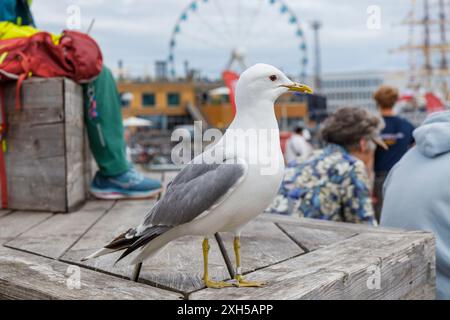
[271,85,415,225]
[271,85,450,299]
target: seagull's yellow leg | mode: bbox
[233,236,267,287]
[202,238,233,289]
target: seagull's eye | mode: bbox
[269,75,278,82]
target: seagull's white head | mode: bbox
[235,63,313,107]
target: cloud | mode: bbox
[30,0,411,78]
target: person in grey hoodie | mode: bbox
[381,110,450,300]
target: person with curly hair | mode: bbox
[270,107,387,225]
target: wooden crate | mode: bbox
[2,78,90,213]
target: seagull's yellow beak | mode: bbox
[281,83,314,94]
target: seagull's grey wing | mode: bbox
[84,159,246,263]
[143,160,247,227]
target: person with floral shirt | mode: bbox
[270,107,387,226]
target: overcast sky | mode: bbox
[31,0,415,79]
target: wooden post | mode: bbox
[131,263,142,282]
[215,233,235,279]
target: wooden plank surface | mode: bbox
[138,235,229,294]
[0,246,182,300]
[61,200,155,276]
[0,211,52,244]
[61,192,229,294]
[219,219,304,275]
[400,283,435,300]
[277,222,357,252]
[0,167,436,300]
[190,231,435,300]
[260,213,404,234]
[0,210,12,218]
[62,198,229,294]
[5,201,114,259]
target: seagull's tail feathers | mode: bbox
[114,225,171,264]
[81,247,117,261]
[130,228,177,265]
[81,228,142,262]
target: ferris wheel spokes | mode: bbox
[168,0,308,79]
[192,7,235,48]
[180,29,231,50]
[211,0,236,46]
[240,0,266,46]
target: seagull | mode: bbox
[82,64,313,288]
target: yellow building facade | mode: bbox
[118,81,309,129]
[118,81,196,118]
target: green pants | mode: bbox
[83,66,130,177]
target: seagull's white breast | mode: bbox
[186,128,285,235]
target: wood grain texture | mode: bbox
[260,213,404,234]
[61,200,154,276]
[0,246,183,300]
[5,201,114,259]
[190,231,435,300]
[62,199,229,294]
[0,210,12,218]
[400,283,436,300]
[219,219,304,275]
[4,78,65,125]
[64,78,86,211]
[276,222,357,252]
[4,78,88,212]
[0,211,52,244]
[138,235,229,294]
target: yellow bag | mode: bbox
[0,21,60,44]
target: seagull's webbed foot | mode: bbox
[204,279,234,289]
[202,238,234,289]
[233,275,267,288]
[232,236,267,288]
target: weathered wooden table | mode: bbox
[0,171,435,300]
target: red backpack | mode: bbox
[0,30,103,110]
[0,30,103,208]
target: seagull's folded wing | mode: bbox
[143,158,248,228]
[83,158,248,263]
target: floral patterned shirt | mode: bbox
[270,144,377,225]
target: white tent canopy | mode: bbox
[123,117,153,127]
[209,86,230,96]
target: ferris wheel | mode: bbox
[168,0,309,80]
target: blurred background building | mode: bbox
[55,0,448,167]
[317,71,408,113]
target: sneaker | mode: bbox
[90,168,162,200]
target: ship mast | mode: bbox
[395,0,450,102]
